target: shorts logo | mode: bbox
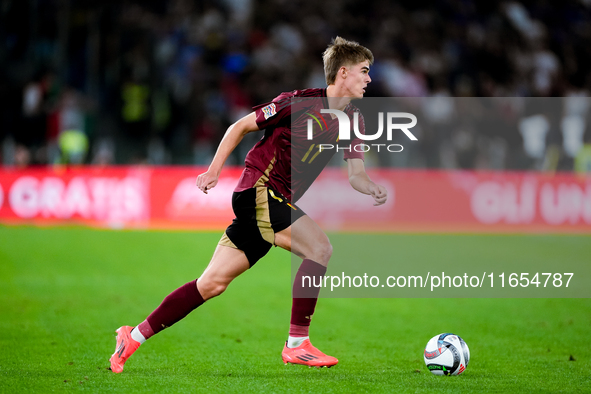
[262,103,277,119]
[268,189,283,202]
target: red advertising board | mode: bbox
[0,167,153,228]
[0,166,589,233]
[300,169,591,233]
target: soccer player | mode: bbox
[110,36,387,372]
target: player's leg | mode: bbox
[137,245,250,336]
[109,245,249,373]
[197,244,250,300]
[110,188,270,373]
[275,215,338,367]
[275,215,332,344]
[275,214,332,266]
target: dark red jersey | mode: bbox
[235,88,365,203]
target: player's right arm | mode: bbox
[196,112,259,193]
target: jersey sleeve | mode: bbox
[344,110,365,161]
[253,91,295,130]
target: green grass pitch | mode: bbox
[0,225,589,393]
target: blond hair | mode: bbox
[322,37,374,85]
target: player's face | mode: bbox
[343,60,371,98]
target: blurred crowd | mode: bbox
[1,0,591,172]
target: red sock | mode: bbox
[137,279,204,340]
[290,259,326,337]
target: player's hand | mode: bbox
[196,170,219,194]
[369,183,387,206]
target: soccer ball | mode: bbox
[423,333,470,376]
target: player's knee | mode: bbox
[197,278,229,300]
[313,240,333,266]
[208,283,228,299]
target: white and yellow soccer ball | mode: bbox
[423,333,470,375]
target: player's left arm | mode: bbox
[347,158,387,206]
